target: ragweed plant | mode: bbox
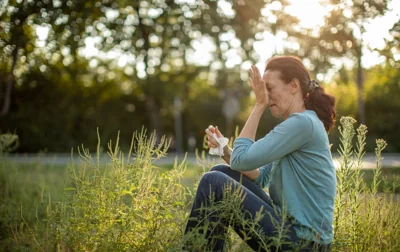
[333,117,400,251]
[20,128,191,252]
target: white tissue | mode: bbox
[209,133,229,156]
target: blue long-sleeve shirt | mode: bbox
[231,110,336,245]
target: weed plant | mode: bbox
[6,128,191,251]
[1,117,400,251]
[332,117,400,251]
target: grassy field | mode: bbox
[1,158,400,250]
[1,119,400,251]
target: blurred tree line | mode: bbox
[0,0,399,153]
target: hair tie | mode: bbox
[309,80,320,92]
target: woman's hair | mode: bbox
[265,56,336,132]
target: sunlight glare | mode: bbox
[285,0,327,29]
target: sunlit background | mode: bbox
[35,0,400,78]
[1,0,400,153]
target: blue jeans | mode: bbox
[183,164,331,252]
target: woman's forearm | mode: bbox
[231,104,265,180]
[238,104,266,140]
[241,169,261,180]
[222,145,261,181]
[222,145,232,164]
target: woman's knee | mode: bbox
[199,171,232,189]
[210,164,231,173]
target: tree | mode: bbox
[364,64,400,152]
[0,0,110,117]
[0,0,45,116]
[381,17,400,67]
[0,0,310,153]
[100,0,296,146]
[293,0,388,124]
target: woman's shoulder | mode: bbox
[291,110,329,143]
[288,110,323,128]
[286,110,315,128]
[284,110,329,140]
[289,110,317,119]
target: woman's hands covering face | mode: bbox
[249,65,268,107]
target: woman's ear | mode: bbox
[290,78,301,94]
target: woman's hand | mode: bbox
[249,65,268,107]
[205,125,224,149]
[205,125,232,164]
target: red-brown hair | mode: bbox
[265,56,336,132]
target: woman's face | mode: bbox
[262,70,295,118]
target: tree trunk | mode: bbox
[1,44,18,117]
[173,96,183,154]
[144,95,161,143]
[356,55,366,124]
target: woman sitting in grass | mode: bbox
[183,56,336,252]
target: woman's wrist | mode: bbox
[222,145,232,164]
[254,103,268,111]
[223,145,232,156]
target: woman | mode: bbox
[183,56,336,251]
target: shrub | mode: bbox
[11,128,191,251]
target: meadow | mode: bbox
[1,117,400,251]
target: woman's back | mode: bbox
[268,110,336,245]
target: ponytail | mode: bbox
[304,86,336,132]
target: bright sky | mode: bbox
[286,0,327,29]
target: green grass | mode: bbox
[1,161,399,251]
[361,167,400,193]
[1,120,400,251]
[1,161,399,212]
[0,150,213,250]
[0,161,69,249]
[1,160,398,230]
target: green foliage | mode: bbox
[0,161,69,250]
[333,117,400,251]
[364,65,400,152]
[1,0,399,153]
[326,63,400,152]
[1,119,400,251]
[1,60,148,152]
[26,129,191,251]
[0,133,18,153]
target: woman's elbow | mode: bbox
[229,155,241,170]
[230,155,253,171]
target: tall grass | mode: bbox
[0,117,400,251]
[1,128,192,251]
[332,117,400,251]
